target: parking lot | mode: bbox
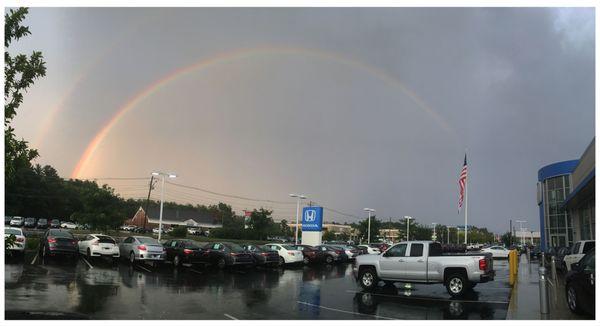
[5,251,512,320]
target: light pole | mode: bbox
[404,216,412,241]
[447,226,451,244]
[290,194,306,244]
[431,222,437,241]
[363,208,375,244]
[515,220,527,245]
[151,171,177,241]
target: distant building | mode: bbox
[288,222,356,237]
[378,229,400,242]
[563,139,595,243]
[514,230,541,245]
[537,160,579,250]
[124,206,222,230]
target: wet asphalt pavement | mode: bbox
[5,253,512,319]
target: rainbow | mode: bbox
[71,46,457,178]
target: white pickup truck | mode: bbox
[563,240,595,271]
[355,241,495,297]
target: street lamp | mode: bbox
[151,171,177,241]
[364,208,375,244]
[290,193,306,244]
[431,222,438,241]
[404,216,412,241]
[515,220,527,245]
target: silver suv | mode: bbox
[119,236,165,265]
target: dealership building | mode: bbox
[537,138,595,250]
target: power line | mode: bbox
[165,181,296,205]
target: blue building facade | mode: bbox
[537,160,579,251]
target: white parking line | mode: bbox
[224,313,238,320]
[136,264,152,273]
[345,290,509,305]
[297,301,395,320]
[30,253,38,265]
[81,256,93,269]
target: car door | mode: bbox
[565,242,582,269]
[402,243,427,281]
[379,243,407,279]
[577,251,595,314]
[165,240,178,261]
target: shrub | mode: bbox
[170,226,187,238]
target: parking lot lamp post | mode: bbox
[432,222,437,241]
[152,172,177,241]
[404,216,412,241]
[515,220,527,245]
[290,194,306,245]
[363,208,375,244]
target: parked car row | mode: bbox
[5,216,85,230]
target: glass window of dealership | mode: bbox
[537,138,595,251]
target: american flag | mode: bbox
[458,154,467,212]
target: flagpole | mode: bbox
[464,171,468,245]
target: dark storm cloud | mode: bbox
[12,8,594,233]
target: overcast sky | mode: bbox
[10,7,595,233]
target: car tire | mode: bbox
[279,256,285,266]
[445,273,467,297]
[358,267,378,291]
[566,283,583,314]
[216,258,226,269]
[129,251,136,264]
[174,255,181,267]
[325,255,334,264]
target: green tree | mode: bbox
[5,8,46,183]
[247,208,277,240]
[322,230,336,242]
[280,219,292,236]
[351,215,381,243]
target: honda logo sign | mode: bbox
[302,206,323,231]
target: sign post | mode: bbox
[301,206,324,246]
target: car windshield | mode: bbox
[25,218,35,222]
[224,243,244,252]
[49,230,73,238]
[301,245,316,250]
[257,245,273,252]
[5,228,22,236]
[282,245,297,250]
[51,219,59,223]
[38,219,47,223]
[137,237,160,245]
[97,236,116,244]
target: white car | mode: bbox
[61,221,77,229]
[563,240,595,271]
[152,228,165,234]
[78,234,120,260]
[358,244,381,254]
[9,216,24,227]
[5,227,26,254]
[480,246,510,259]
[265,243,304,265]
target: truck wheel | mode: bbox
[358,267,379,291]
[445,273,467,297]
[566,283,583,314]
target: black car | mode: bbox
[162,239,206,267]
[36,218,48,229]
[39,229,78,261]
[50,219,61,228]
[292,244,326,264]
[316,245,349,264]
[565,248,595,316]
[202,242,254,269]
[24,217,37,228]
[243,244,280,267]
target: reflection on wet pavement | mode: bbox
[5,257,511,319]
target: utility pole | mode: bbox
[143,175,155,231]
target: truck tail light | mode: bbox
[479,258,487,271]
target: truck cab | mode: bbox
[564,240,595,271]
